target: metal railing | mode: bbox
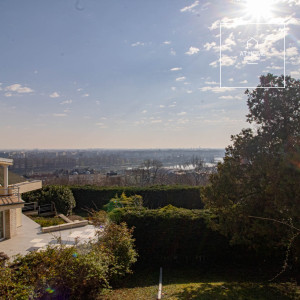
[0,186,20,201]
[22,202,38,212]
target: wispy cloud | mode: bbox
[185,47,200,55]
[131,41,145,47]
[82,93,89,97]
[219,95,243,99]
[170,48,176,56]
[5,84,34,94]
[53,113,67,117]
[177,112,187,116]
[163,41,171,45]
[176,76,186,81]
[60,99,72,105]
[170,67,182,71]
[199,86,234,93]
[180,0,199,13]
[49,92,60,98]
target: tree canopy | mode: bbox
[203,74,300,252]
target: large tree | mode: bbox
[203,74,300,253]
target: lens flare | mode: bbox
[245,0,274,19]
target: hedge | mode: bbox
[70,185,204,211]
[109,206,230,264]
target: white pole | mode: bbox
[3,165,8,194]
[157,267,162,300]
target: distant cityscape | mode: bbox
[0,149,225,186]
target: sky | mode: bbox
[0,0,299,149]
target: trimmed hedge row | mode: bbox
[109,206,230,264]
[70,185,204,210]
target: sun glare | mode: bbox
[245,0,274,19]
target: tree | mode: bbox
[23,186,76,216]
[203,74,300,253]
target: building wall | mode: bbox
[4,208,19,239]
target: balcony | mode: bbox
[0,186,23,206]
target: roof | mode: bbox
[0,158,13,166]
[0,195,24,206]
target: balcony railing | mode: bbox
[0,186,21,202]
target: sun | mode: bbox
[245,0,274,19]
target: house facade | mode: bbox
[0,158,42,240]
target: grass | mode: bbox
[103,266,300,300]
[30,216,66,227]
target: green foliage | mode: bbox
[23,185,76,215]
[31,216,65,227]
[0,266,34,299]
[104,192,143,212]
[0,216,137,299]
[98,222,138,282]
[109,206,229,264]
[70,185,203,211]
[203,74,300,257]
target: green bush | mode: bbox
[104,192,143,212]
[70,185,203,211]
[1,217,137,299]
[23,186,76,215]
[109,205,230,264]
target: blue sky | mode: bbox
[0,0,299,149]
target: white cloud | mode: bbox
[205,81,218,85]
[151,120,162,123]
[163,41,171,45]
[5,84,34,94]
[131,41,145,47]
[82,93,89,97]
[199,86,234,93]
[177,112,187,116]
[77,88,83,92]
[170,67,182,71]
[95,101,100,105]
[159,105,165,108]
[186,90,193,94]
[142,110,147,114]
[286,46,298,57]
[180,0,199,12]
[176,77,186,81]
[60,99,72,105]
[240,80,248,84]
[219,95,243,100]
[221,55,237,66]
[53,113,67,117]
[204,42,217,52]
[49,92,60,98]
[229,78,234,82]
[209,60,218,68]
[5,92,12,97]
[185,46,200,55]
[171,87,177,91]
[290,71,300,77]
[170,48,176,56]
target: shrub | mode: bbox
[70,185,203,211]
[3,217,137,299]
[109,206,230,264]
[23,186,76,215]
[104,192,143,212]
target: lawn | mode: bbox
[30,216,65,227]
[103,266,299,300]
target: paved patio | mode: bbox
[0,214,100,259]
